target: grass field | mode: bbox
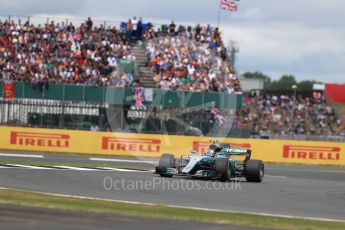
[0,188,344,230]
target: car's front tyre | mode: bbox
[157,153,176,177]
[215,158,231,182]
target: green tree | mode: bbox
[268,75,297,91]
[297,80,321,91]
[242,72,322,91]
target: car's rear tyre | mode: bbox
[215,158,230,182]
[245,160,264,182]
[158,153,176,177]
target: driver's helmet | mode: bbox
[209,143,223,153]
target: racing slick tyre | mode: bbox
[157,153,176,177]
[245,160,264,182]
[159,153,176,168]
[215,158,230,182]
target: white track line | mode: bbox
[0,187,343,223]
[0,153,44,158]
[101,167,153,172]
[5,164,54,170]
[54,166,149,172]
[2,164,96,171]
[0,164,151,172]
[53,166,99,171]
[90,158,158,164]
[265,175,288,179]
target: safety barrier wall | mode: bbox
[0,126,344,165]
[0,82,242,109]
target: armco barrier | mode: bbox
[0,126,344,165]
[0,82,242,109]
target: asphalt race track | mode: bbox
[0,152,345,223]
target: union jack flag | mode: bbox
[132,86,145,109]
[220,0,238,11]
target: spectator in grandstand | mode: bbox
[169,20,176,35]
[145,23,240,93]
[132,16,138,40]
[125,19,133,44]
[0,18,134,87]
[86,17,93,31]
[90,123,100,131]
[136,17,143,41]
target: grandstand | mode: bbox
[0,17,136,87]
[0,16,239,93]
[238,93,345,141]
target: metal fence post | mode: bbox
[7,100,10,124]
[82,85,85,102]
[61,84,66,128]
[40,83,45,127]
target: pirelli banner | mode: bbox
[0,126,344,165]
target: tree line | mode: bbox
[242,72,321,91]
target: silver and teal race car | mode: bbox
[155,142,264,182]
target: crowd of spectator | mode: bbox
[145,21,240,93]
[0,17,135,87]
[0,16,240,93]
[236,93,345,137]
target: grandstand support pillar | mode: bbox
[291,84,297,133]
[120,110,124,131]
[227,40,239,72]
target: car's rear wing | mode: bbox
[222,148,252,161]
[223,148,250,154]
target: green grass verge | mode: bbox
[0,159,151,171]
[0,189,344,230]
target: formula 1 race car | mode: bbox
[155,142,264,182]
